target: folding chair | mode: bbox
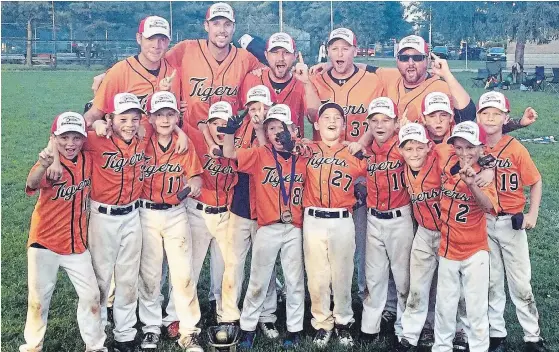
[471,68,489,88]
[532,66,546,91]
[486,61,503,83]
[546,67,559,94]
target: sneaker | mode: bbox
[392,338,413,352]
[165,321,180,340]
[283,331,302,349]
[239,330,256,349]
[380,310,397,334]
[313,329,332,348]
[453,331,469,352]
[141,333,160,350]
[113,340,136,352]
[178,333,203,352]
[418,328,435,348]
[335,325,354,347]
[489,337,506,352]
[525,339,549,352]
[259,322,279,339]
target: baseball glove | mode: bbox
[217,110,247,135]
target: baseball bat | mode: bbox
[177,186,192,201]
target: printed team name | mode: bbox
[441,185,471,201]
[189,78,238,102]
[51,179,91,201]
[308,155,348,169]
[101,151,148,173]
[343,104,367,116]
[140,163,183,181]
[410,188,440,204]
[367,159,402,175]
[495,157,512,168]
[261,167,304,187]
[203,157,235,176]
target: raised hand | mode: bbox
[292,51,310,83]
[430,52,451,80]
[399,109,410,128]
[159,69,176,91]
[459,166,477,186]
[519,107,538,127]
[217,110,247,134]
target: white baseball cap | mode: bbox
[266,32,296,53]
[477,91,510,113]
[422,92,454,116]
[367,97,398,119]
[51,112,87,137]
[246,85,273,107]
[328,27,357,46]
[206,2,235,22]
[265,104,293,125]
[398,35,428,55]
[110,93,145,115]
[447,121,487,146]
[138,16,170,39]
[208,101,233,121]
[399,123,429,147]
[146,91,179,114]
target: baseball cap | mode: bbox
[208,101,233,121]
[109,93,145,115]
[398,35,428,55]
[422,92,454,116]
[51,112,87,137]
[398,123,429,147]
[138,16,170,39]
[328,28,357,46]
[206,2,235,22]
[367,97,398,119]
[477,91,510,113]
[266,32,296,53]
[146,91,180,114]
[447,121,487,146]
[318,102,345,118]
[265,104,293,125]
[246,85,273,107]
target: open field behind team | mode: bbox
[1,68,558,351]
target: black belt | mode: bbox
[98,200,140,216]
[497,212,512,217]
[308,209,349,219]
[141,201,180,210]
[369,208,402,220]
[196,203,228,214]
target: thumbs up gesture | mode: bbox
[292,51,310,84]
[159,69,177,91]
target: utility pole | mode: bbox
[330,1,334,32]
[279,0,283,32]
[428,5,432,48]
[51,0,57,68]
[169,1,173,39]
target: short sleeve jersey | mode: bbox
[303,142,367,210]
[237,145,307,228]
[26,151,92,255]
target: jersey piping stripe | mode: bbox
[372,153,379,209]
[316,144,325,207]
[198,40,216,107]
[407,165,426,228]
[220,47,238,102]
[111,137,125,205]
[421,157,441,231]
[161,149,176,204]
[125,58,155,92]
[130,143,138,203]
[78,151,87,248]
[386,140,398,209]
[329,147,345,208]
[61,163,76,254]
[343,71,366,140]
[492,136,514,213]
[396,76,442,115]
[149,138,157,201]
[441,156,458,258]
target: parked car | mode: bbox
[432,46,449,59]
[486,47,506,61]
[356,47,375,57]
[459,45,485,61]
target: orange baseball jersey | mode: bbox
[484,135,541,214]
[141,133,203,205]
[85,132,147,205]
[438,153,498,261]
[377,68,450,123]
[188,128,238,207]
[366,134,410,211]
[240,71,307,135]
[165,40,261,127]
[93,56,180,114]
[236,145,307,228]
[303,142,367,210]
[26,151,92,255]
[310,67,384,142]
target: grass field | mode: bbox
[1,67,558,352]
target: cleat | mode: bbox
[313,328,332,348]
[140,332,160,350]
[335,324,354,347]
[165,321,180,340]
[259,322,279,339]
[178,332,203,352]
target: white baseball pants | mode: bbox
[20,248,107,352]
[487,214,541,342]
[221,212,278,323]
[433,251,490,352]
[138,203,201,336]
[88,200,142,343]
[361,205,414,336]
[240,223,305,333]
[304,208,356,331]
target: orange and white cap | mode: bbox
[477,91,510,113]
[146,91,179,114]
[328,28,357,46]
[138,16,170,39]
[208,101,233,121]
[447,121,487,146]
[246,85,273,107]
[422,92,454,115]
[266,32,296,53]
[265,104,293,125]
[51,112,87,137]
[367,97,398,119]
[206,2,235,22]
[399,123,429,147]
[109,93,145,115]
[398,35,429,55]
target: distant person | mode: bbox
[317,41,327,63]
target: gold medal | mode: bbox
[280,210,293,223]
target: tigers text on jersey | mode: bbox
[366,134,410,211]
[303,142,367,210]
[26,151,92,255]
[165,40,261,127]
[236,145,307,228]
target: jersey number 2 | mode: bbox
[455,204,470,223]
[331,170,353,191]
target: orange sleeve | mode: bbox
[236,147,259,174]
[93,62,125,113]
[517,145,541,186]
[165,41,188,68]
[247,51,262,71]
[141,119,154,139]
[182,147,204,179]
[25,162,50,195]
[480,182,499,215]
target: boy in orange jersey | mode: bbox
[476,92,547,352]
[302,102,367,348]
[21,112,107,352]
[221,104,307,349]
[433,121,498,352]
[136,91,205,351]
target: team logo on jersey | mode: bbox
[101,151,148,173]
[441,185,471,201]
[203,157,235,176]
[320,99,366,116]
[495,157,512,168]
[308,155,348,169]
[140,162,183,181]
[410,188,440,204]
[189,78,239,102]
[366,159,402,175]
[261,167,304,187]
[51,178,91,201]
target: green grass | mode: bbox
[1,69,558,351]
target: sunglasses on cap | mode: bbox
[397,54,426,62]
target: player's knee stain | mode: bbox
[91,304,100,315]
[252,287,262,297]
[407,291,420,310]
[30,300,42,314]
